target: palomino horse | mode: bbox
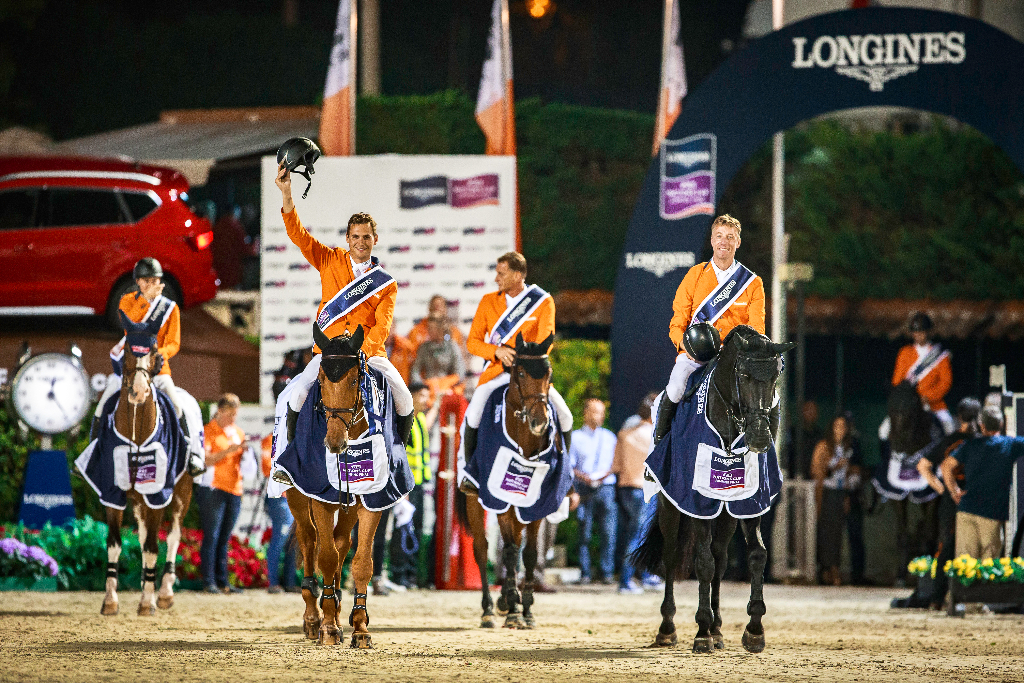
[633,325,793,652]
[99,312,193,616]
[283,324,386,648]
[457,332,562,629]
[873,381,941,588]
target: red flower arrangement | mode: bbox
[227,535,268,588]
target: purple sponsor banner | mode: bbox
[340,457,375,484]
[136,464,157,485]
[661,173,714,219]
[501,471,531,495]
[449,174,500,208]
[710,467,745,490]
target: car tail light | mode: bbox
[190,231,214,250]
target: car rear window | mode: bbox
[41,188,131,227]
[0,188,39,229]
[120,190,159,221]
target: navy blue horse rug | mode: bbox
[274,365,413,511]
[75,389,187,510]
[463,386,572,523]
[644,368,782,520]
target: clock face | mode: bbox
[11,353,92,435]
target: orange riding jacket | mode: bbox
[467,289,555,385]
[284,208,395,357]
[892,344,952,412]
[117,292,180,377]
[668,261,766,354]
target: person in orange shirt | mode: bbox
[407,294,467,361]
[274,164,414,443]
[95,258,182,421]
[459,251,573,475]
[198,393,247,594]
[891,312,954,434]
[655,214,766,444]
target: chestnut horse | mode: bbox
[283,325,386,648]
[457,333,562,629]
[100,312,193,616]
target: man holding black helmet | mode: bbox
[654,214,766,444]
[272,141,414,453]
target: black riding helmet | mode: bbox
[683,321,721,363]
[133,257,163,281]
[277,137,321,199]
[909,311,933,333]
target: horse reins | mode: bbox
[317,350,367,508]
[712,353,778,446]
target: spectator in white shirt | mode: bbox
[570,398,618,584]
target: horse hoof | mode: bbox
[303,618,322,640]
[100,602,119,616]
[350,632,373,649]
[157,595,174,610]
[481,615,496,628]
[137,604,156,617]
[521,615,536,629]
[713,634,725,650]
[692,636,715,653]
[653,631,677,647]
[503,614,522,629]
[496,595,508,614]
[318,626,342,646]
[741,629,765,653]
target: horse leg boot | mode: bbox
[501,540,523,628]
[740,517,768,653]
[459,426,480,494]
[101,508,123,616]
[710,514,737,649]
[286,490,322,639]
[349,506,380,649]
[311,503,343,645]
[521,523,540,629]
[692,519,716,653]
[137,506,161,616]
[655,502,681,646]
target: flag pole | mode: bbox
[349,0,358,154]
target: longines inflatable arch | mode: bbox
[611,7,1024,427]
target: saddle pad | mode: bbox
[486,446,551,507]
[113,442,169,495]
[325,433,389,496]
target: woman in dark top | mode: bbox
[812,414,862,586]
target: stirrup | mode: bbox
[459,478,478,495]
[272,469,294,486]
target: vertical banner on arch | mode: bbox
[660,133,716,220]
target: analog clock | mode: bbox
[10,352,92,435]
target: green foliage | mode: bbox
[550,338,611,428]
[721,119,1024,300]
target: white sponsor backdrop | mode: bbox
[260,155,517,406]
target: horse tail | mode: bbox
[628,497,695,579]
[455,489,471,532]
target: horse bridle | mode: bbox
[509,351,551,431]
[713,354,779,439]
[316,350,367,433]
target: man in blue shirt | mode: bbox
[570,398,618,584]
[942,406,1024,559]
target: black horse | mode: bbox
[632,325,793,653]
[873,380,941,591]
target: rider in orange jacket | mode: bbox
[891,312,954,434]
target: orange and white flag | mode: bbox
[319,0,356,156]
[653,0,687,155]
[476,0,516,156]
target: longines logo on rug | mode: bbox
[625,252,695,278]
[400,174,500,209]
[792,32,965,91]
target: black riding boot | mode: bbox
[459,426,480,494]
[397,412,414,447]
[90,416,103,442]
[286,406,299,442]
[653,395,679,446]
[561,430,572,452]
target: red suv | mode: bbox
[0,156,218,327]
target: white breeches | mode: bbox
[94,373,181,417]
[285,353,413,417]
[665,353,704,403]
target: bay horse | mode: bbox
[632,325,793,652]
[457,332,561,629]
[874,381,941,587]
[283,324,385,648]
[100,312,193,616]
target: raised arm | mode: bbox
[277,164,333,270]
